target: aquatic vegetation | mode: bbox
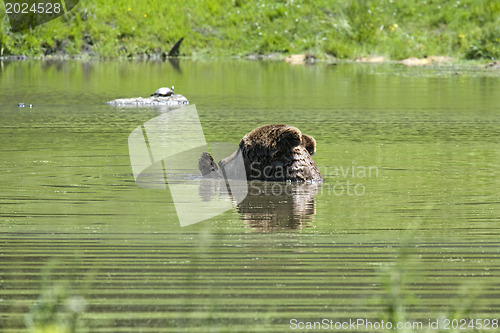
[24,263,89,333]
[0,0,498,60]
[25,288,87,333]
[375,223,489,333]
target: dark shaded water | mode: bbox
[1,60,500,332]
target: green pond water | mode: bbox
[1,60,500,332]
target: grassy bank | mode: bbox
[1,0,499,60]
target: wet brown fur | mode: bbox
[199,124,322,182]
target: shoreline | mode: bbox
[0,53,497,71]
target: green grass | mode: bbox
[1,0,499,60]
[24,261,91,333]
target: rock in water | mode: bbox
[106,87,189,107]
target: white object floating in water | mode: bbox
[106,86,189,108]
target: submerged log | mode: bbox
[168,37,184,57]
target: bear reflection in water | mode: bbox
[238,181,320,232]
[199,179,321,232]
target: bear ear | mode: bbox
[277,126,302,148]
[302,134,316,155]
[238,138,246,150]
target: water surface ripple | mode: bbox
[1,60,499,332]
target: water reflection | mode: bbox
[239,182,320,231]
[199,180,321,231]
[167,58,182,73]
[3,60,500,332]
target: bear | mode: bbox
[198,124,322,182]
